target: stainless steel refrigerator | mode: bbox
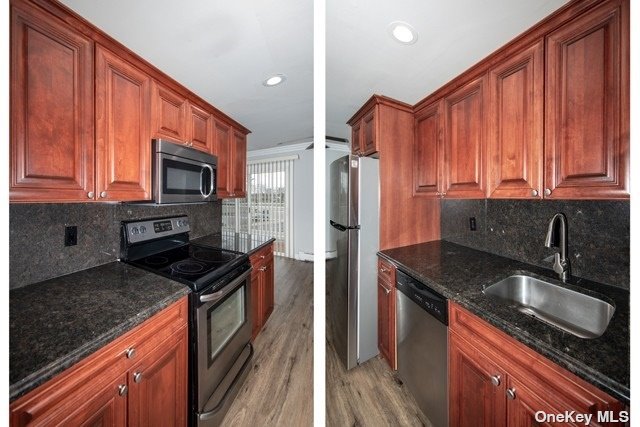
[328,154,379,370]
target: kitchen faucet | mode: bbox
[544,213,571,282]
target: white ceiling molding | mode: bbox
[326,142,350,152]
[247,142,312,158]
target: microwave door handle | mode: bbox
[199,166,206,197]
[203,164,215,198]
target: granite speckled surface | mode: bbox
[10,262,190,402]
[193,231,275,255]
[379,240,629,403]
[441,199,630,289]
[10,202,222,289]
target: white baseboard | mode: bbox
[294,250,337,261]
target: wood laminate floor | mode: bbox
[326,259,432,427]
[224,256,313,426]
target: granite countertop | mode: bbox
[378,240,629,403]
[193,231,275,255]
[10,262,190,402]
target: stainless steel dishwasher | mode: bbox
[396,269,448,427]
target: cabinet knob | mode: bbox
[259,266,267,272]
[87,191,94,199]
[383,287,391,295]
[531,189,539,197]
[118,384,128,396]
[125,347,136,359]
[100,191,107,198]
[543,188,552,196]
[380,267,388,273]
[133,372,143,383]
[490,375,501,386]
[260,255,266,259]
[506,388,516,400]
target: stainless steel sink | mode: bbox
[483,275,615,339]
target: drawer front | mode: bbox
[377,257,396,284]
[449,303,621,422]
[249,243,273,267]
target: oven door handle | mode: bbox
[200,268,252,304]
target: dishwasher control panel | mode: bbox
[396,269,448,325]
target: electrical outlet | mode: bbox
[65,226,78,246]
[469,217,477,231]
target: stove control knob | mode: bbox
[177,220,183,227]
[131,227,139,235]
[183,220,189,227]
[139,226,146,234]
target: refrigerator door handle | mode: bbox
[329,220,360,232]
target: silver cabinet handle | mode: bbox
[490,375,501,386]
[87,191,94,198]
[384,287,390,295]
[100,191,107,198]
[125,348,136,359]
[133,372,143,383]
[531,189,539,197]
[544,188,552,196]
[506,388,516,400]
[118,384,128,396]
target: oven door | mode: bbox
[195,267,252,413]
[155,152,216,204]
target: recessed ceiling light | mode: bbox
[263,74,286,87]
[388,21,418,45]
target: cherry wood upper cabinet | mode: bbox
[449,333,506,427]
[544,0,629,199]
[95,46,151,201]
[351,121,362,155]
[413,101,443,197]
[187,101,213,152]
[10,0,94,202]
[232,130,247,198]
[213,120,232,197]
[442,76,487,198]
[151,81,187,142]
[361,109,377,156]
[487,40,543,199]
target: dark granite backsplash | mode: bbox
[10,202,222,289]
[440,199,629,289]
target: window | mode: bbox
[222,157,295,257]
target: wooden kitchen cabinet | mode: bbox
[10,297,188,427]
[349,107,378,156]
[231,130,248,198]
[449,303,624,427]
[350,121,362,156]
[187,101,214,153]
[10,0,95,202]
[544,0,629,199]
[413,100,443,197]
[249,243,275,340]
[377,257,396,370]
[214,120,248,199]
[486,40,544,199]
[95,45,152,201]
[442,75,487,198]
[151,81,188,143]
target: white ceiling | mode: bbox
[327,0,569,140]
[60,0,313,150]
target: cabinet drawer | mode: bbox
[449,303,621,422]
[249,244,273,267]
[377,258,396,284]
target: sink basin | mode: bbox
[483,275,615,339]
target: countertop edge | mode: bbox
[376,251,630,404]
[9,287,189,402]
[246,238,276,255]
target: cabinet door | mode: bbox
[449,333,506,427]
[231,130,247,198]
[187,102,213,152]
[443,76,487,198]
[95,46,151,201]
[506,377,565,427]
[213,120,232,197]
[151,81,187,142]
[377,278,396,370]
[59,374,128,427]
[487,40,543,199]
[351,121,361,155]
[10,1,94,202]
[545,0,629,199]
[250,270,263,340]
[361,109,377,155]
[262,254,275,323]
[413,101,443,197]
[128,328,188,427]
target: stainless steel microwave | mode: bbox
[153,139,217,204]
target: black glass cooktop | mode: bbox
[127,243,247,290]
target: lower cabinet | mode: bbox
[449,303,625,427]
[10,297,188,427]
[249,243,275,340]
[377,257,397,370]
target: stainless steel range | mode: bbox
[120,215,253,426]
